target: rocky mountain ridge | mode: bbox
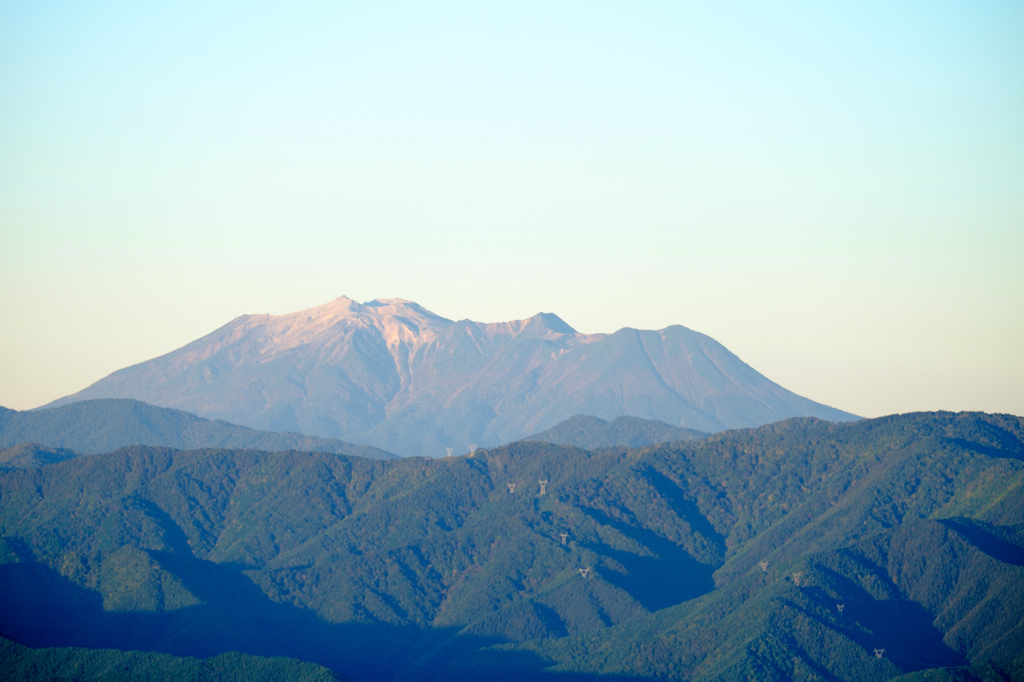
[49,297,858,457]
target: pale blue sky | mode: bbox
[2,1,1022,417]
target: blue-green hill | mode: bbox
[0,443,78,470]
[0,399,397,460]
[0,411,1020,681]
[525,414,707,449]
[0,636,342,681]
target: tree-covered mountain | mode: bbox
[46,296,858,456]
[525,414,707,449]
[1,412,1021,681]
[0,443,78,471]
[0,399,397,460]
[0,636,341,681]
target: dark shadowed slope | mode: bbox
[46,297,858,457]
[0,636,342,681]
[1,411,1019,681]
[0,399,397,459]
[525,414,707,449]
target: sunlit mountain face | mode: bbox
[48,296,857,457]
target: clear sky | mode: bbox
[1,1,1022,418]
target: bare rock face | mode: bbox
[48,296,858,456]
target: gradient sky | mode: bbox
[2,1,1022,419]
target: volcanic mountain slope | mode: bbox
[0,399,396,460]
[0,412,1021,681]
[48,297,857,457]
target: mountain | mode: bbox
[525,414,707,449]
[0,399,396,460]
[1,411,1021,681]
[0,636,341,682]
[46,296,858,457]
[0,443,78,470]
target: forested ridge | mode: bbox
[525,414,707,449]
[0,636,341,681]
[1,411,1021,680]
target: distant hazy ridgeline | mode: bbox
[0,399,397,460]
[525,414,707,450]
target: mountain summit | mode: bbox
[48,297,857,456]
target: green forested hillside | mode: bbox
[0,412,1021,681]
[0,399,397,460]
[0,443,78,470]
[0,635,341,681]
[525,414,707,449]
